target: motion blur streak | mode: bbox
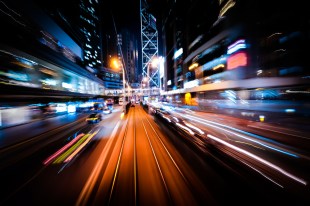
[54,134,91,164]
[248,125,310,140]
[120,112,125,119]
[76,121,121,206]
[207,134,307,186]
[172,116,179,122]
[146,116,187,181]
[185,114,282,144]
[0,3,25,26]
[176,123,195,135]
[64,129,99,163]
[43,133,85,165]
[184,122,204,134]
[163,116,171,122]
[185,114,299,158]
[240,159,284,188]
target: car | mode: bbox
[86,113,102,123]
[102,107,112,114]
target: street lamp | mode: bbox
[111,57,126,111]
[145,56,159,103]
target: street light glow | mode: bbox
[150,57,159,68]
[112,58,120,69]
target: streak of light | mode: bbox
[172,116,179,122]
[109,119,129,204]
[162,115,171,122]
[0,1,21,16]
[64,129,99,163]
[248,125,310,140]
[267,32,282,39]
[176,123,195,135]
[43,133,85,165]
[234,141,264,150]
[239,159,284,188]
[185,114,299,158]
[207,134,307,186]
[186,114,277,143]
[184,122,205,134]
[0,1,25,26]
[53,134,90,164]
[183,108,195,114]
[76,121,121,206]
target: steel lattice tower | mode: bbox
[140,0,159,88]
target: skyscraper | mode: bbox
[79,0,102,72]
[36,0,103,74]
[140,0,159,89]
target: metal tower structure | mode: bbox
[140,0,159,88]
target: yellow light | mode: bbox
[120,112,124,119]
[53,134,90,164]
[220,0,236,17]
[113,59,119,68]
[185,92,191,105]
[110,57,121,70]
[213,64,225,70]
[189,63,199,70]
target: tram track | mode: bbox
[135,106,205,205]
[77,105,215,206]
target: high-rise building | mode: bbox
[98,0,141,91]
[0,0,105,99]
[140,0,160,89]
[157,0,218,91]
[120,29,139,85]
[79,0,102,72]
[35,0,103,74]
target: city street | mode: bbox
[1,104,309,205]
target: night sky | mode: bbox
[107,0,141,33]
